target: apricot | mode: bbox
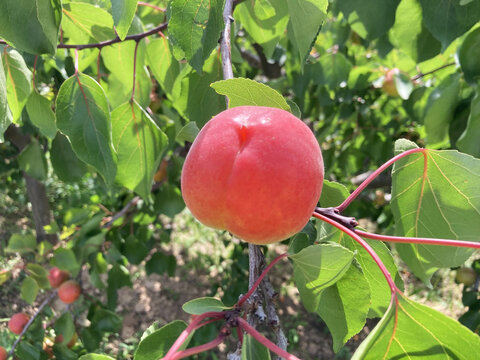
[181,106,324,244]
[58,280,81,304]
[9,312,30,335]
[382,68,399,96]
[48,267,70,288]
[0,346,7,360]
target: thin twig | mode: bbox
[411,62,456,81]
[220,0,235,85]
[102,196,141,228]
[8,291,57,358]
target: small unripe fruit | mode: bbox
[9,312,30,335]
[0,346,7,360]
[58,280,81,304]
[55,332,77,348]
[181,106,324,244]
[456,267,477,286]
[48,267,70,288]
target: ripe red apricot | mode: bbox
[9,312,30,335]
[58,280,81,304]
[181,106,324,244]
[48,267,70,288]
[0,346,7,360]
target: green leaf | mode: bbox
[291,243,354,312]
[457,86,480,157]
[211,78,291,112]
[90,308,122,333]
[154,184,185,218]
[175,122,199,145]
[79,355,115,360]
[17,139,48,181]
[56,72,117,184]
[2,48,32,123]
[168,0,224,73]
[423,73,460,147]
[182,297,230,315]
[146,37,181,99]
[318,262,370,352]
[0,270,11,286]
[319,180,350,207]
[50,133,88,182]
[391,142,480,283]
[242,334,271,360]
[51,248,80,276]
[145,252,176,277]
[112,101,168,200]
[352,293,480,359]
[134,321,189,360]
[6,233,36,253]
[286,0,328,63]
[105,67,152,109]
[458,27,480,86]
[110,0,137,40]
[62,2,115,43]
[419,0,480,51]
[389,0,441,62]
[21,276,39,304]
[0,54,10,142]
[173,51,226,127]
[234,0,289,58]
[0,0,60,54]
[25,91,57,139]
[54,313,75,345]
[312,53,352,89]
[394,72,414,100]
[107,264,132,308]
[337,0,400,40]
[16,342,42,360]
[26,263,50,289]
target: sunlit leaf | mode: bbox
[56,72,117,184]
[291,243,354,312]
[26,91,57,139]
[0,0,60,54]
[2,48,32,123]
[182,297,230,315]
[111,101,168,200]
[391,140,480,283]
[211,78,291,111]
[17,139,48,181]
[458,27,480,85]
[110,0,137,40]
[419,0,480,50]
[352,293,480,359]
[286,0,328,64]
[168,0,224,73]
[0,54,9,142]
[234,0,289,58]
[242,334,271,360]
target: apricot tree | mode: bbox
[1,0,480,359]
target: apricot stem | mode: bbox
[237,253,288,307]
[355,230,480,249]
[336,148,426,213]
[161,311,224,360]
[238,317,300,360]
[169,334,226,360]
[313,211,398,295]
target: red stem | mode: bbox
[131,40,140,102]
[313,212,398,294]
[355,230,480,249]
[336,148,426,213]
[238,317,300,360]
[162,311,224,360]
[138,1,165,12]
[237,252,288,307]
[169,334,226,360]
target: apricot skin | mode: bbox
[48,267,70,288]
[181,106,324,244]
[0,345,7,360]
[9,313,30,335]
[58,280,81,304]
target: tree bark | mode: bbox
[5,125,58,244]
